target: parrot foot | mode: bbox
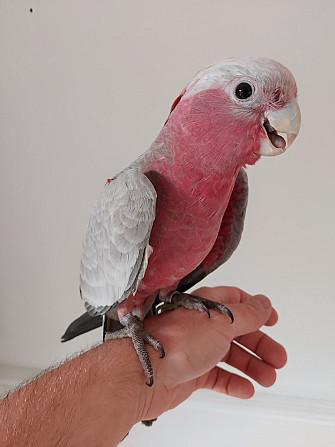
[105,313,165,386]
[163,292,234,323]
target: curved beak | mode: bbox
[260,98,301,156]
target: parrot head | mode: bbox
[167,58,301,169]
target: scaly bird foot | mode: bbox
[162,292,234,323]
[105,313,165,386]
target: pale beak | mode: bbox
[260,98,301,156]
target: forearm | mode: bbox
[0,288,282,446]
[1,339,144,447]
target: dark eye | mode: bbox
[235,82,253,100]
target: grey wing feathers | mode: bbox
[80,168,157,315]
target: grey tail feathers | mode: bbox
[61,312,103,342]
[61,294,164,343]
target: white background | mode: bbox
[1,1,335,445]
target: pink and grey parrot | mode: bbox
[62,57,301,386]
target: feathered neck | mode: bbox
[140,88,261,184]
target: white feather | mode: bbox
[184,57,295,101]
[80,168,156,311]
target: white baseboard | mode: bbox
[187,389,335,427]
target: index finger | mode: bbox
[193,286,253,304]
[194,286,278,326]
[227,295,273,338]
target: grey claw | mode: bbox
[197,303,211,318]
[226,307,234,323]
[165,292,234,323]
[160,346,165,358]
[146,376,154,387]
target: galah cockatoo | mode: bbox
[62,57,301,386]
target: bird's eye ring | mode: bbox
[235,82,253,100]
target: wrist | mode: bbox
[87,338,148,443]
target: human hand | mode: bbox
[0,285,286,447]
[138,286,287,423]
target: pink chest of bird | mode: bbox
[131,89,256,306]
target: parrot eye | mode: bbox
[235,82,253,100]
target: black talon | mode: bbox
[164,292,234,324]
[159,346,165,359]
[226,307,234,324]
[146,377,154,387]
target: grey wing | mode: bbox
[80,168,157,315]
[177,168,248,293]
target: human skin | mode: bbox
[1,286,287,446]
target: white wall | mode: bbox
[1,0,335,445]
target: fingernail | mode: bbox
[251,295,271,309]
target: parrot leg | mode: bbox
[105,313,165,386]
[162,292,234,323]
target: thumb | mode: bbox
[227,295,273,338]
